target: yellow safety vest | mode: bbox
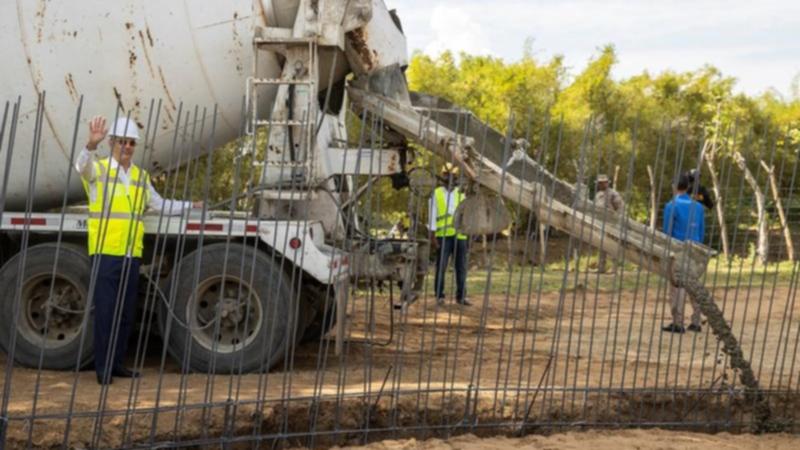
[82,158,150,257]
[434,186,466,240]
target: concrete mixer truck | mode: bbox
[0,0,718,378]
[0,0,422,373]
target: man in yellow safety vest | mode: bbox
[428,162,470,306]
[75,116,203,385]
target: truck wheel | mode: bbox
[160,243,292,373]
[0,243,93,369]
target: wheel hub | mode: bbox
[20,274,86,348]
[190,276,264,354]
[218,297,246,323]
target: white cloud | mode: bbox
[386,0,800,96]
[423,4,491,57]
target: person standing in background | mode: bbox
[429,162,470,306]
[686,168,715,210]
[593,174,624,273]
[661,174,705,334]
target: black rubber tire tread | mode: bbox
[0,242,94,370]
[159,242,292,373]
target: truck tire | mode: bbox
[0,243,94,369]
[159,243,292,373]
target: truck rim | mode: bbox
[188,275,263,354]
[20,273,86,349]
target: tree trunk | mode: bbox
[760,160,795,261]
[705,155,730,259]
[703,103,730,259]
[646,165,656,230]
[732,151,768,263]
[612,164,620,189]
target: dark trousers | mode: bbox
[434,236,467,301]
[92,255,140,378]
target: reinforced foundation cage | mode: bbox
[0,94,799,449]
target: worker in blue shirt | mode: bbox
[662,173,705,334]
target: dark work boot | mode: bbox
[661,323,685,334]
[97,373,113,385]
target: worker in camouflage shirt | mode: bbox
[593,174,624,273]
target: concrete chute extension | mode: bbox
[347,86,772,429]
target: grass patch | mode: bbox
[440,255,799,296]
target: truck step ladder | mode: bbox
[246,25,319,192]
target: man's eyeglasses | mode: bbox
[113,138,137,147]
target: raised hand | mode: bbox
[86,116,108,151]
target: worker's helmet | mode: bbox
[596,174,609,183]
[440,162,459,176]
[687,168,699,181]
[109,117,140,141]
[401,215,411,229]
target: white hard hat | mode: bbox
[109,117,140,140]
[440,162,459,176]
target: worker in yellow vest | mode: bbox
[75,116,203,385]
[428,162,470,306]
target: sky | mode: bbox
[385,0,800,98]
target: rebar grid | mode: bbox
[0,93,798,450]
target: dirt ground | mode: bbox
[332,429,800,450]
[1,276,799,448]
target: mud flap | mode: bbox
[334,277,349,356]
